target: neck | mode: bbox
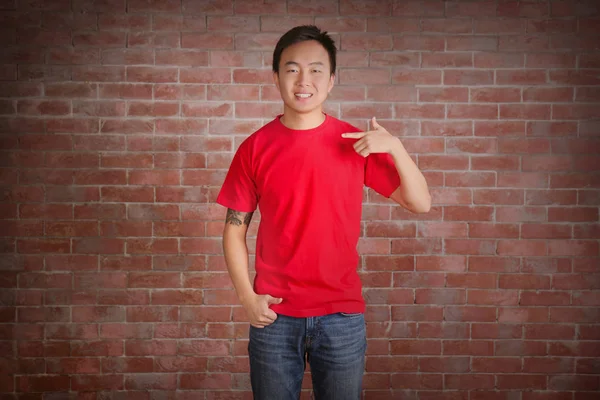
[279,108,325,130]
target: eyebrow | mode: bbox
[284,61,325,67]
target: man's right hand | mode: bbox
[242,293,282,328]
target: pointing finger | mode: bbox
[342,132,367,139]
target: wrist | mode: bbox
[238,289,257,306]
[389,137,406,159]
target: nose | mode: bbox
[296,70,309,86]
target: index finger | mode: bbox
[341,132,367,139]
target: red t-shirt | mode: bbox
[216,114,400,317]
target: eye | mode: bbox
[287,68,298,73]
[312,69,321,73]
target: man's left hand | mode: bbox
[341,117,401,157]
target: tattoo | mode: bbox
[226,208,253,226]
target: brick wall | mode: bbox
[1,0,599,398]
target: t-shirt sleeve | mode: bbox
[364,152,401,198]
[216,141,258,212]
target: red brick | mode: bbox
[576,358,600,374]
[340,68,391,85]
[151,290,203,305]
[127,238,178,255]
[126,339,177,356]
[73,100,126,117]
[182,102,232,118]
[128,170,180,185]
[128,272,180,289]
[72,306,125,323]
[155,118,208,134]
[45,83,98,99]
[46,221,98,237]
[473,357,522,373]
[46,118,99,135]
[71,374,124,391]
[153,255,206,271]
[97,289,150,305]
[18,134,72,151]
[73,238,124,255]
[127,306,179,322]
[551,307,600,323]
[102,358,153,373]
[128,32,180,48]
[180,238,222,255]
[182,170,226,187]
[471,87,521,103]
[98,14,151,30]
[18,306,70,322]
[46,255,98,271]
[124,373,177,390]
[445,70,494,85]
[73,135,125,151]
[549,240,599,256]
[521,291,571,306]
[17,376,70,392]
[127,67,178,83]
[445,374,495,390]
[100,323,153,339]
[554,274,600,290]
[73,31,126,47]
[178,339,230,356]
[99,83,153,99]
[100,221,152,236]
[128,0,180,12]
[45,324,99,340]
[181,33,233,49]
[207,85,259,101]
[101,153,153,170]
[16,28,70,46]
[521,223,572,239]
[549,375,599,391]
[393,70,442,85]
[17,239,70,254]
[448,104,497,119]
[101,49,154,65]
[41,159,96,179]
[74,204,126,220]
[180,373,232,390]
[18,100,70,115]
[19,272,71,289]
[73,170,126,185]
[128,204,179,220]
[497,374,548,390]
[415,288,465,305]
[468,290,518,305]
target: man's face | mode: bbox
[273,40,335,117]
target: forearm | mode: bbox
[390,139,431,213]
[223,232,255,304]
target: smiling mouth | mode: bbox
[295,93,312,99]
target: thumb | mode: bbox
[266,295,282,305]
[371,116,381,130]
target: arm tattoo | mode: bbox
[226,208,253,226]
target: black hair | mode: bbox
[272,25,337,76]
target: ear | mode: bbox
[327,74,335,93]
[273,71,280,91]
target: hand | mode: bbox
[341,117,401,157]
[242,293,282,328]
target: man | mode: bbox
[216,25,431,400]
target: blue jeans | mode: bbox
[248,312,367,400]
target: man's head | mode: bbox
[272,26,337,119]
[272,25,337,76]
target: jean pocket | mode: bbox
[340,312,363,317]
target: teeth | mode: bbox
[296,93,312,98]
